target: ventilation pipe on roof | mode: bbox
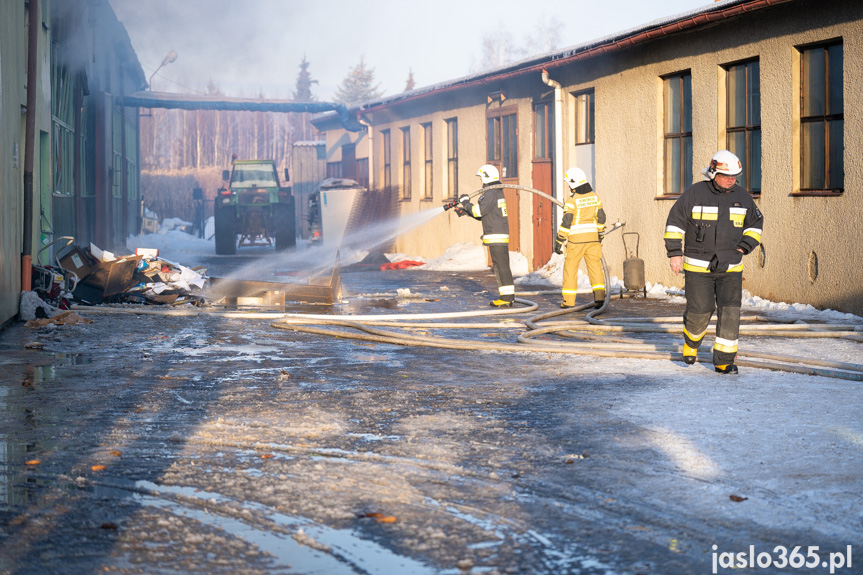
[541,70,564,216]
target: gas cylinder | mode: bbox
[622,232,646,297]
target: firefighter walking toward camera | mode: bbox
[664,150,763,374]
[555,167,607,309]
[457,165,515,307]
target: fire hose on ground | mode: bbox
[269,184,862,381]
[78,183,863,381]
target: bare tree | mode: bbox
[471,18,563,73]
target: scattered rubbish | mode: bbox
[91,465,107,471]
[375,516,397,524]
[729,494,748,502]
[358,512,398,523]
[25,460,40,466]
[562,453,588,464]
[24,238,344,317]
[25,310,93,328]
[381,260,423,270]
[208,255,341,306]
[33,236,80,309]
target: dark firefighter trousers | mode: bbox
[683,270,743,366]
[488,243,515,302]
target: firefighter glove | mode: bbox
[554,239,564,254]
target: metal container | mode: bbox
[622,232,647,297]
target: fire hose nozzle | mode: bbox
[443,199,460,211]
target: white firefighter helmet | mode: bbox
[476,164,500,184]
[564,167,588,190]
[701,150,743,179]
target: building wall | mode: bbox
[314,0,863,314]
[0,1,51,326]
[291,141,327,238]
[329,80,548,262]
[572,0,862,314]
[0,0,145,327]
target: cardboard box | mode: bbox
[59,246,98,281]
[83,255,143,297]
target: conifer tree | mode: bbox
[333,56,383,105]
[293,55,317,101]
[291,55,318,142]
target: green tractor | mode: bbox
[214,159,296,255]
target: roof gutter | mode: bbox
[541,70,564,210]
[358,0,791,115]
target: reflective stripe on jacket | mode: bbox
[462,186,510,245]
[664,180,763,273]
[557,190,606,244]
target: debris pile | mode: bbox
[58,243,208,307]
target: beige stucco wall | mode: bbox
[327,80,545,263]
[569,0,862,314]
[317,0,863,314]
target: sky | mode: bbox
[109,0,715,101]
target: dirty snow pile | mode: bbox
[127,222,213,269]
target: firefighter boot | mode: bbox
[682,344,698,365]
[714,363,739,374]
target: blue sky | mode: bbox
[110,0,714,100]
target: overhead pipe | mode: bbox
[120,92,366,132]
[22,0,40,292]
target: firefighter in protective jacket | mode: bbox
[664,150,763,374]
[555,167,606,309]
[459,165,515,307]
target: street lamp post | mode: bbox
[140,50,176,234]
[148,50,177,90]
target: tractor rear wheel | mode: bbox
[272,202,296,252]
[214,200,237,255]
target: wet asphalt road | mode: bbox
[0,253,860,574]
